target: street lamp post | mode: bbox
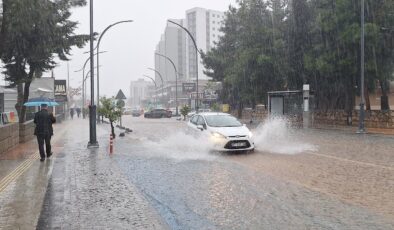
[96,20,133,123]
[358,0,366,133]
[74,66,87,118]
[75,51,107,119]
[67,62,70,118]
[155,53,179,116]
[168,20,201,112]
[88,0,98,147]
[143,75,157,108]
[83,66,102,109]
[148,68,164,107]
[84,70,91,111]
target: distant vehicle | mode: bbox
[123,107,132,115]
[132,109,142,117]
[144,109,172,118]
[187,112,254,152]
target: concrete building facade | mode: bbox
[129,79,153,108]
[154,19,187,85]
[151,7,225,109]
[186,7,225,81]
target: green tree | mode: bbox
[98,97,122,138]
[203,0,289,117]
[305,0,394,112]
[180,105,191,121]
[0,0,89,122]
[287,0,313,89]
[203,0,394,115]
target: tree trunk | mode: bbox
[237,102,243,119]
[16,83,24,123]
[110,121,115,139]
[380,80,390,111]
[345,88,353,126]
[19,67,35,123]
[365,84,371,111]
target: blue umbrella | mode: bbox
[24,96,59,107]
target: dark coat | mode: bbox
[34,109,56,136]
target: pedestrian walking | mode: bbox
[70,108,74,119]
[76,108,81,118]
[34,104,56,161]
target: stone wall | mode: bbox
[311,110,394,129]
[231,105,269,120]
[0,123,19,155]
[19,120,35,143]
[233,106,394,130]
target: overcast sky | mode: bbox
[48,0,237,98]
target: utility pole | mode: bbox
[357,0,366,134]
[168,20,201,112]
[88,0,98,147]
[148,68,164,107]
[155,53,179,116]
[96,20,133,123]
[67,62,70,119]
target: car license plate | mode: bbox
[232,142,246,147]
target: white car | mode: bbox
[187,112,254,152]
[187,109,212,119]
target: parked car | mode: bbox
[144,109,172,118]
[168,108,181,116]
[187,112,254,152]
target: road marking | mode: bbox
[0,157,36,192]
[0,125,66,194]
[308,152,394,171]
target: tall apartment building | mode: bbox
[154,8,225,83]
[129,79,153,108]
[186,8,225,81]
[154,19,187,84]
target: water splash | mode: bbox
[140,131,217,162]
[253,117,317,154]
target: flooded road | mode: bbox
[115,116,394,230]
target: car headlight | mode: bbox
[248,131,253,138]
[211,132,226,139]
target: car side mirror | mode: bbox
[197,125,204,131]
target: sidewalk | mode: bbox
[0,119,166,229]
[311,124,394,135]
[241,119,394,136]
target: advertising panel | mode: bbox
[55,80,67,102]
[182,83,196,93]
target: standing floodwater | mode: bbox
[112,116,394,230]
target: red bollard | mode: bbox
[109,134,113,154]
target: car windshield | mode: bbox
[205,115,242,127]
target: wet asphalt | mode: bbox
[112,116,394,230]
